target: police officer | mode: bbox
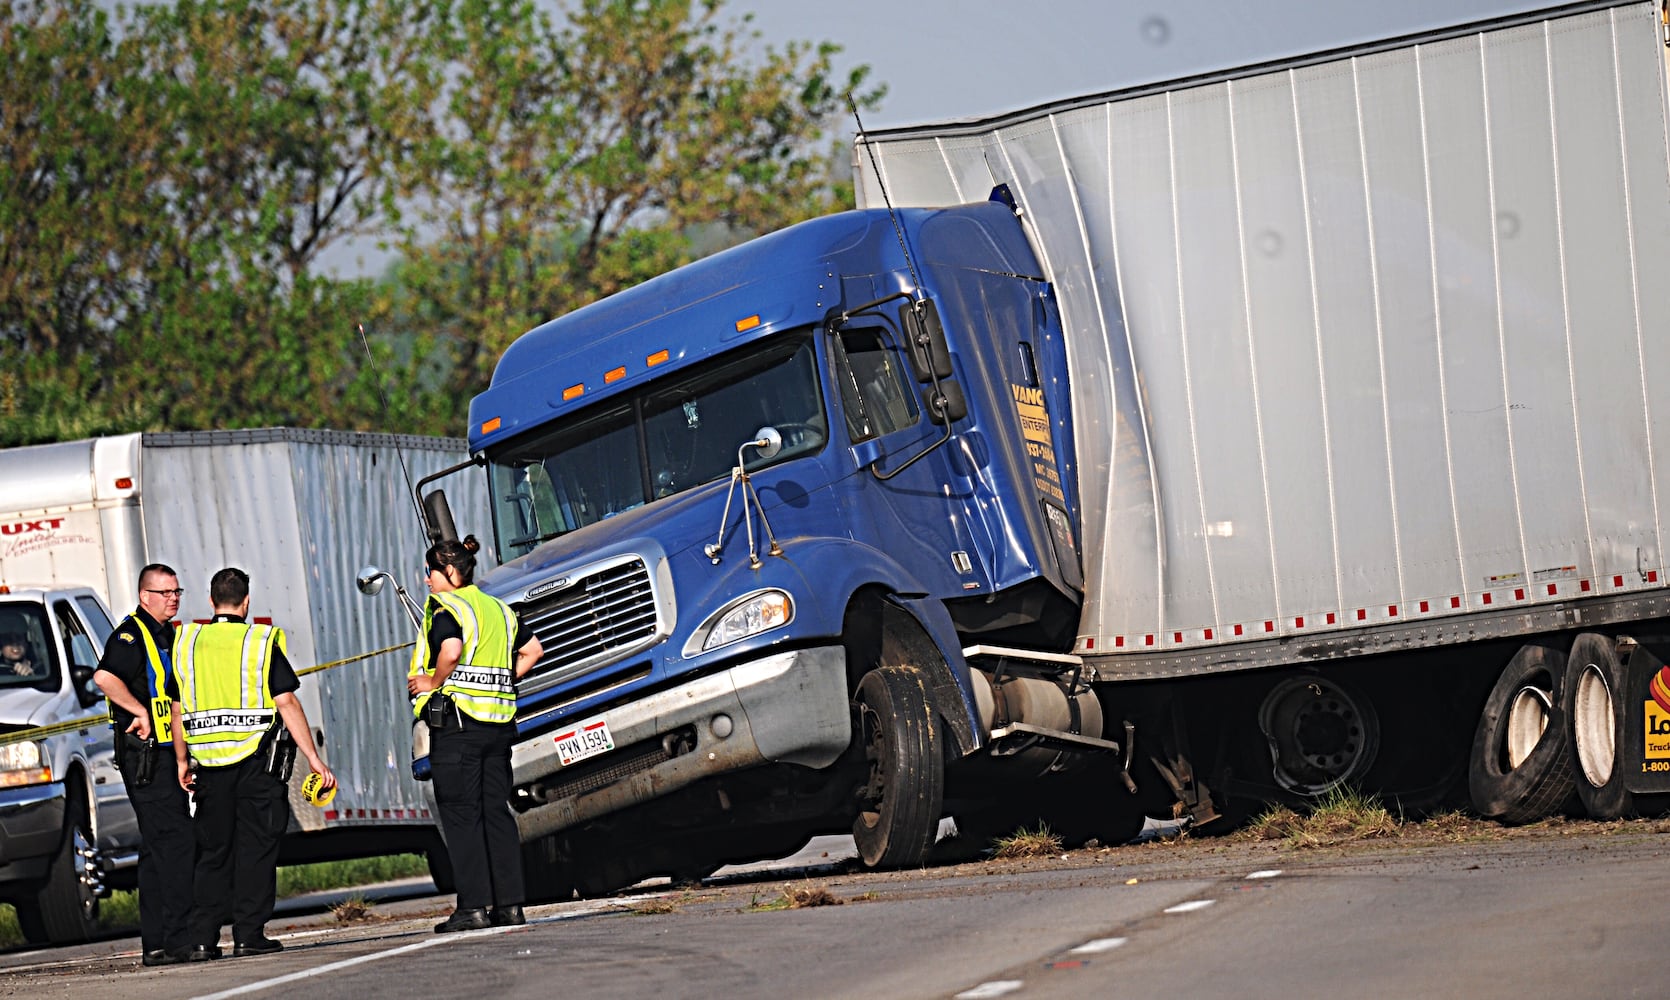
[408,535,541,932]
[168,567,334,960]
[91,563,194,967]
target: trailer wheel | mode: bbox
[1468,640,1576,824]
[17,791,99,945]
[1564,634,1670,819]
[851,666,944,868]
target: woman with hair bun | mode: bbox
[408,534,543,932]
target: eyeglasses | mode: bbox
[143,588,185,598]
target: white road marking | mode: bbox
[189,899,628,1000]
[1068,937,1128,954]
[955,981,1026,998]
[1163,899,1216,914]
[1246,869,1283,879]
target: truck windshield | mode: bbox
[0,602,58,690]
[488,332,827,558]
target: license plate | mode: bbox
[554,717,615,766]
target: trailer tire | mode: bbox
[1564,634,1670,820]
[18,791,98,945]
[1468,640,1576,825]
[851,666,944,868]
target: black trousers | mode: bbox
[187,755,290,947]
[430,714,524,910]
[123,756,195,954]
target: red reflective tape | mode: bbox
[1356,609,1367,621]
[1204,628,1214,640]
[1263,620,1275,633]
[1113,636,1123,648]
[1514,588,1525,601]
[1174,632,1183,644]
[1145,634,1155,646]
[1388,605,1398,617]
[1234,623,1244,636]
[1295,616,1305,629]
[1326,612,1337,625]
[1651,571,1660,584]
[1419,600,1429,613]
[1085,637,1096,650]
[1614,575,1625,588]
[1547,583,1557,596]
[1483,592,1493,605]
[1580,580,1591,592]
[1451,596,1462,608]
[324,810,339,820]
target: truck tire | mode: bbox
[18,792,99,945]
[1564,633,1670,819]
[851,666,944,868]
[1468,640,1576,825]
[425,838,457,896]
[520,833,574,904]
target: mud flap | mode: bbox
[1621,643,1670,795]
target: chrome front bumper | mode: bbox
[0,782,67,871]
[511,645,850,841]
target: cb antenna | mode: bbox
[356,322,427,535]
[850,97,923,296]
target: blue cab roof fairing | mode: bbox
[467,201,1044,453]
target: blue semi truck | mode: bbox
[392,1,1670,897]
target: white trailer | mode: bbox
[856,0,1670,823]
[0,428,491,864]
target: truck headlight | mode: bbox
[693,589,794,652]
[0,741,52,787]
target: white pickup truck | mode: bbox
[0,584,137,944]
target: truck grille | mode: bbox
[514,557,660,683]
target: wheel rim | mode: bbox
[1572,662,1615,787]
[854,699,889,833]
[1257,676,1380,794]
[1504,685,1552,770]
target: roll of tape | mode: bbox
[301,771,336,807]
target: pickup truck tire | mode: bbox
[17,790,98,945]
[1564,633,1670,820]
[851,666,944,868]
[1468,640,1577,825]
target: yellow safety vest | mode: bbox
[113,612,177,744]
[408,586,519,724]
[174,621,283,767]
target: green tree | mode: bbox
[387,0,881,406]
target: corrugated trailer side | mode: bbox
[857,0,1670,680]
[138,428,491,848]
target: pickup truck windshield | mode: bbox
[0,602,57,689]
[488,332,827,559]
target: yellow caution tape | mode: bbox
[0,640,415,748]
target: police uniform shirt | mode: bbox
[164,613,300,702]
[426,609,535,673]
[98,608,176,734]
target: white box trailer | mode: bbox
[855,0,1670,821]
[0,428,491,859]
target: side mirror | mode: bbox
[422,489,458,545]
[71,664,101,709]
[749,426,784,462]
[924,380,968,425]
[357,566,389,596]
[900,299,954,383]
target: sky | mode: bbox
[734,0,1558,130]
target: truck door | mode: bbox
[51,600,133,846]
[829,321,982,595]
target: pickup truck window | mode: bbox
[74,596,114,646]
[488,332,827,558]
[0,602,57,689]
[53,601,98,672]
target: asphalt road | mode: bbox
[3,823,1666,999]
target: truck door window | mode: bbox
[0,602,57,689]
[53,601,97,671]
[834,326,918,443]
[74,596,114,646]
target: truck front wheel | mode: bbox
[17,792,99,945]
[851,666,944,868]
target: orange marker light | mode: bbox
[605,366,626,384]
[481,417,502,434]
[114,477,133,490]
[647,349,670,367]
[563,384,585,401]
[735,315,761,333]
